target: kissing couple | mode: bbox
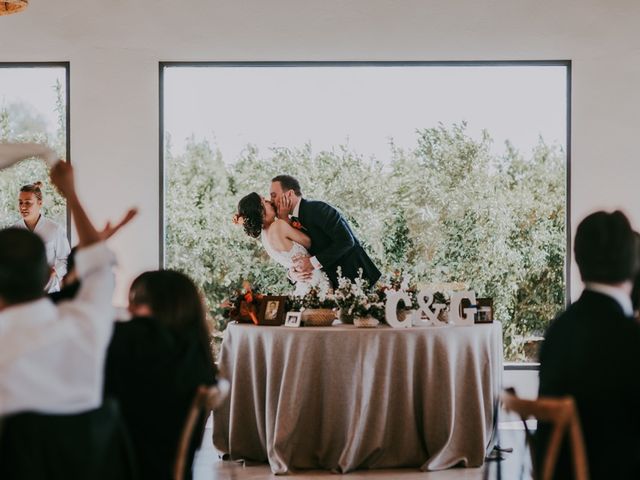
[234,175,381,296]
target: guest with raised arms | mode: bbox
[14,181,70,292]
[0,159,137,479]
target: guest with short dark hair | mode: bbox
[104,270,217,480]
[537,210,640,479]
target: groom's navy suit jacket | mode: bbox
[297,198,381,289]
[536,290,640,479]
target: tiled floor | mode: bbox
[193,422,531,480]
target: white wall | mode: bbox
[1,0,639,302]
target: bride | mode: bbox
[234,192,330,296]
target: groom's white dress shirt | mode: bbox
[0,242,116,416]
[584,282,634,316]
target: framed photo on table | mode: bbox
[284,311,302,328]
[258,296,287,326]
[475,298,494,323]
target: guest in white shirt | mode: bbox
[14,181,71,293]
[0,160,134,417]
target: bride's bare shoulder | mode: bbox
[270,218,289,232]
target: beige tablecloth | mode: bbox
[213,322,503,474]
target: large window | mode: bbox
[161,62,569,362]
[0,63,69,229]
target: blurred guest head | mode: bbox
[128,270,207,332]
[128,270,213,363]
[0,228,49,307]
[575,210,638,284]
[18,181,44,224]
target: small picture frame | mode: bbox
[284,311,302,328]
[257,295,287,326]
[475,298,494,324]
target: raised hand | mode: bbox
[99,208,138,240]
[49,160,75,199]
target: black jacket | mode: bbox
[537,290,640,479]
[297,198,381,288]
[0,399,137,480]
[104,317,217,480]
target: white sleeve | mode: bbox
[57,242,117,351]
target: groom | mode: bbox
[270,175,381,289]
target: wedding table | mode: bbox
[212,321,503,474]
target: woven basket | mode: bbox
[354,316,380,328]
[301,308,336,327]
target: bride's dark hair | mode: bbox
[236,192,264,238]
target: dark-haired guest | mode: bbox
[14,181,71,292]
[537,210,640,479]
[104,270,217,480]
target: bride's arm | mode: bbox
[279,221,312,249]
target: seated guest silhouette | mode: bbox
[13,181,71,292]
[537,210,640,479]
[0,161,137,479]
[104,270,218,480]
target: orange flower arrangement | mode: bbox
[221,280,263,325]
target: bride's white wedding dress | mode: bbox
[260,228,331,296]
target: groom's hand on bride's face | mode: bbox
[276,193,292,220]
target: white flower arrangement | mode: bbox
[334,268,385,323]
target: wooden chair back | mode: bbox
[173,381,229,480]
[501,390,589,480]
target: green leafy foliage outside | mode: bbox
[165,122,566,361]
[0,79,67,228]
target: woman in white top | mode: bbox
[14,181,71,292]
